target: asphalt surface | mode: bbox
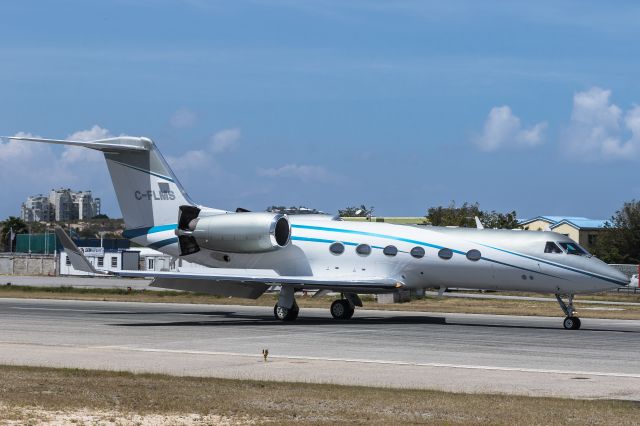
[0,275,152,290]
[1,298,639,400]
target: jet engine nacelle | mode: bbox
[178,211,291,254]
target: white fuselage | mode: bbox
[130,215,629,295]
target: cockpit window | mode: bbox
[558,242,589,256]
[544,242,563,254]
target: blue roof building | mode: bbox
[519,215,609,250]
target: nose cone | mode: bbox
[613,269,632,286]
[595,262,630,287]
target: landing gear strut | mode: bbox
[555,294,581,330]
[274,286,299,321]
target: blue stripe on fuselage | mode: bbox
[290,224,626,284]
[123,224,177,239]
[121,222,622,285]
[291,231,562,280]
[475,242,628,286]
[148,237,178,249]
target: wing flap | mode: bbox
[150,277,269,299]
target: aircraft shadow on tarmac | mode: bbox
[100,310,640,333]
[105,310,447,327]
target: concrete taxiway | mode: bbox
[1,297,639,400]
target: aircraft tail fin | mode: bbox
[8,135,201,230]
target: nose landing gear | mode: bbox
[555,294,581,330]
[274,302,299,321]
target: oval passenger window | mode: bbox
[356,244,371,255]
[438,248,453,260]
[329,242,345,255]
[410,246,425,258]
[383,245,398,256]
[466,249,481,261]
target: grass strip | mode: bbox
[0,364,638,425]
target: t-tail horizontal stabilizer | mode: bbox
[4,136,148,152]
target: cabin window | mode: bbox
[97,257,104,267]
[544,242,563,254]
[410,247,425,259]
[438,248,453,260]
[383,245,398,256]
[148,258,154,270]
[466,249,481,261]
[356,244,371,256]
[111,257,118,268]
[65,256,71,266]
[559,242,589,256]
[329,242,345,255]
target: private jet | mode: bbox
[7,135,630,329]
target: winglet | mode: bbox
[54,226,105,274]
[474,216,484,230]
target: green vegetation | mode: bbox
[427,201,518,229]
[0,365,637,425]
[338,204,375,217]
[594,199,640,263]
[1,216,28,251]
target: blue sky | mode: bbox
[1,1,639,220]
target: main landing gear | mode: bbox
[330,299,354,320]
[555,294,581,330]
[273,289,362,321]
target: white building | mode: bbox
[20,195,54,222]
[58,247,207,276]
[21,188,101,222]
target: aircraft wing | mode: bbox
[55,227,403,297]
[116,269,402,290]
[55,226,102,274]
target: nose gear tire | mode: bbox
[274,303,299,321]
[563,316,581,330]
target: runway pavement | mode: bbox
[0,275,153,290]
[1,297,639,400]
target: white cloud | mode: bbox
[170,108,197,128]
[210,128,241,153]
[165,150,210,172]
[562,87,640,160]
[0,132,44,161]
[165,127,241,174]
[257,164,333,182]
[1,127,116,218]
[67,125,112,142]
[474,106,547,151]
[63,125,112,163]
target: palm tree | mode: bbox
[1,217,28,252]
